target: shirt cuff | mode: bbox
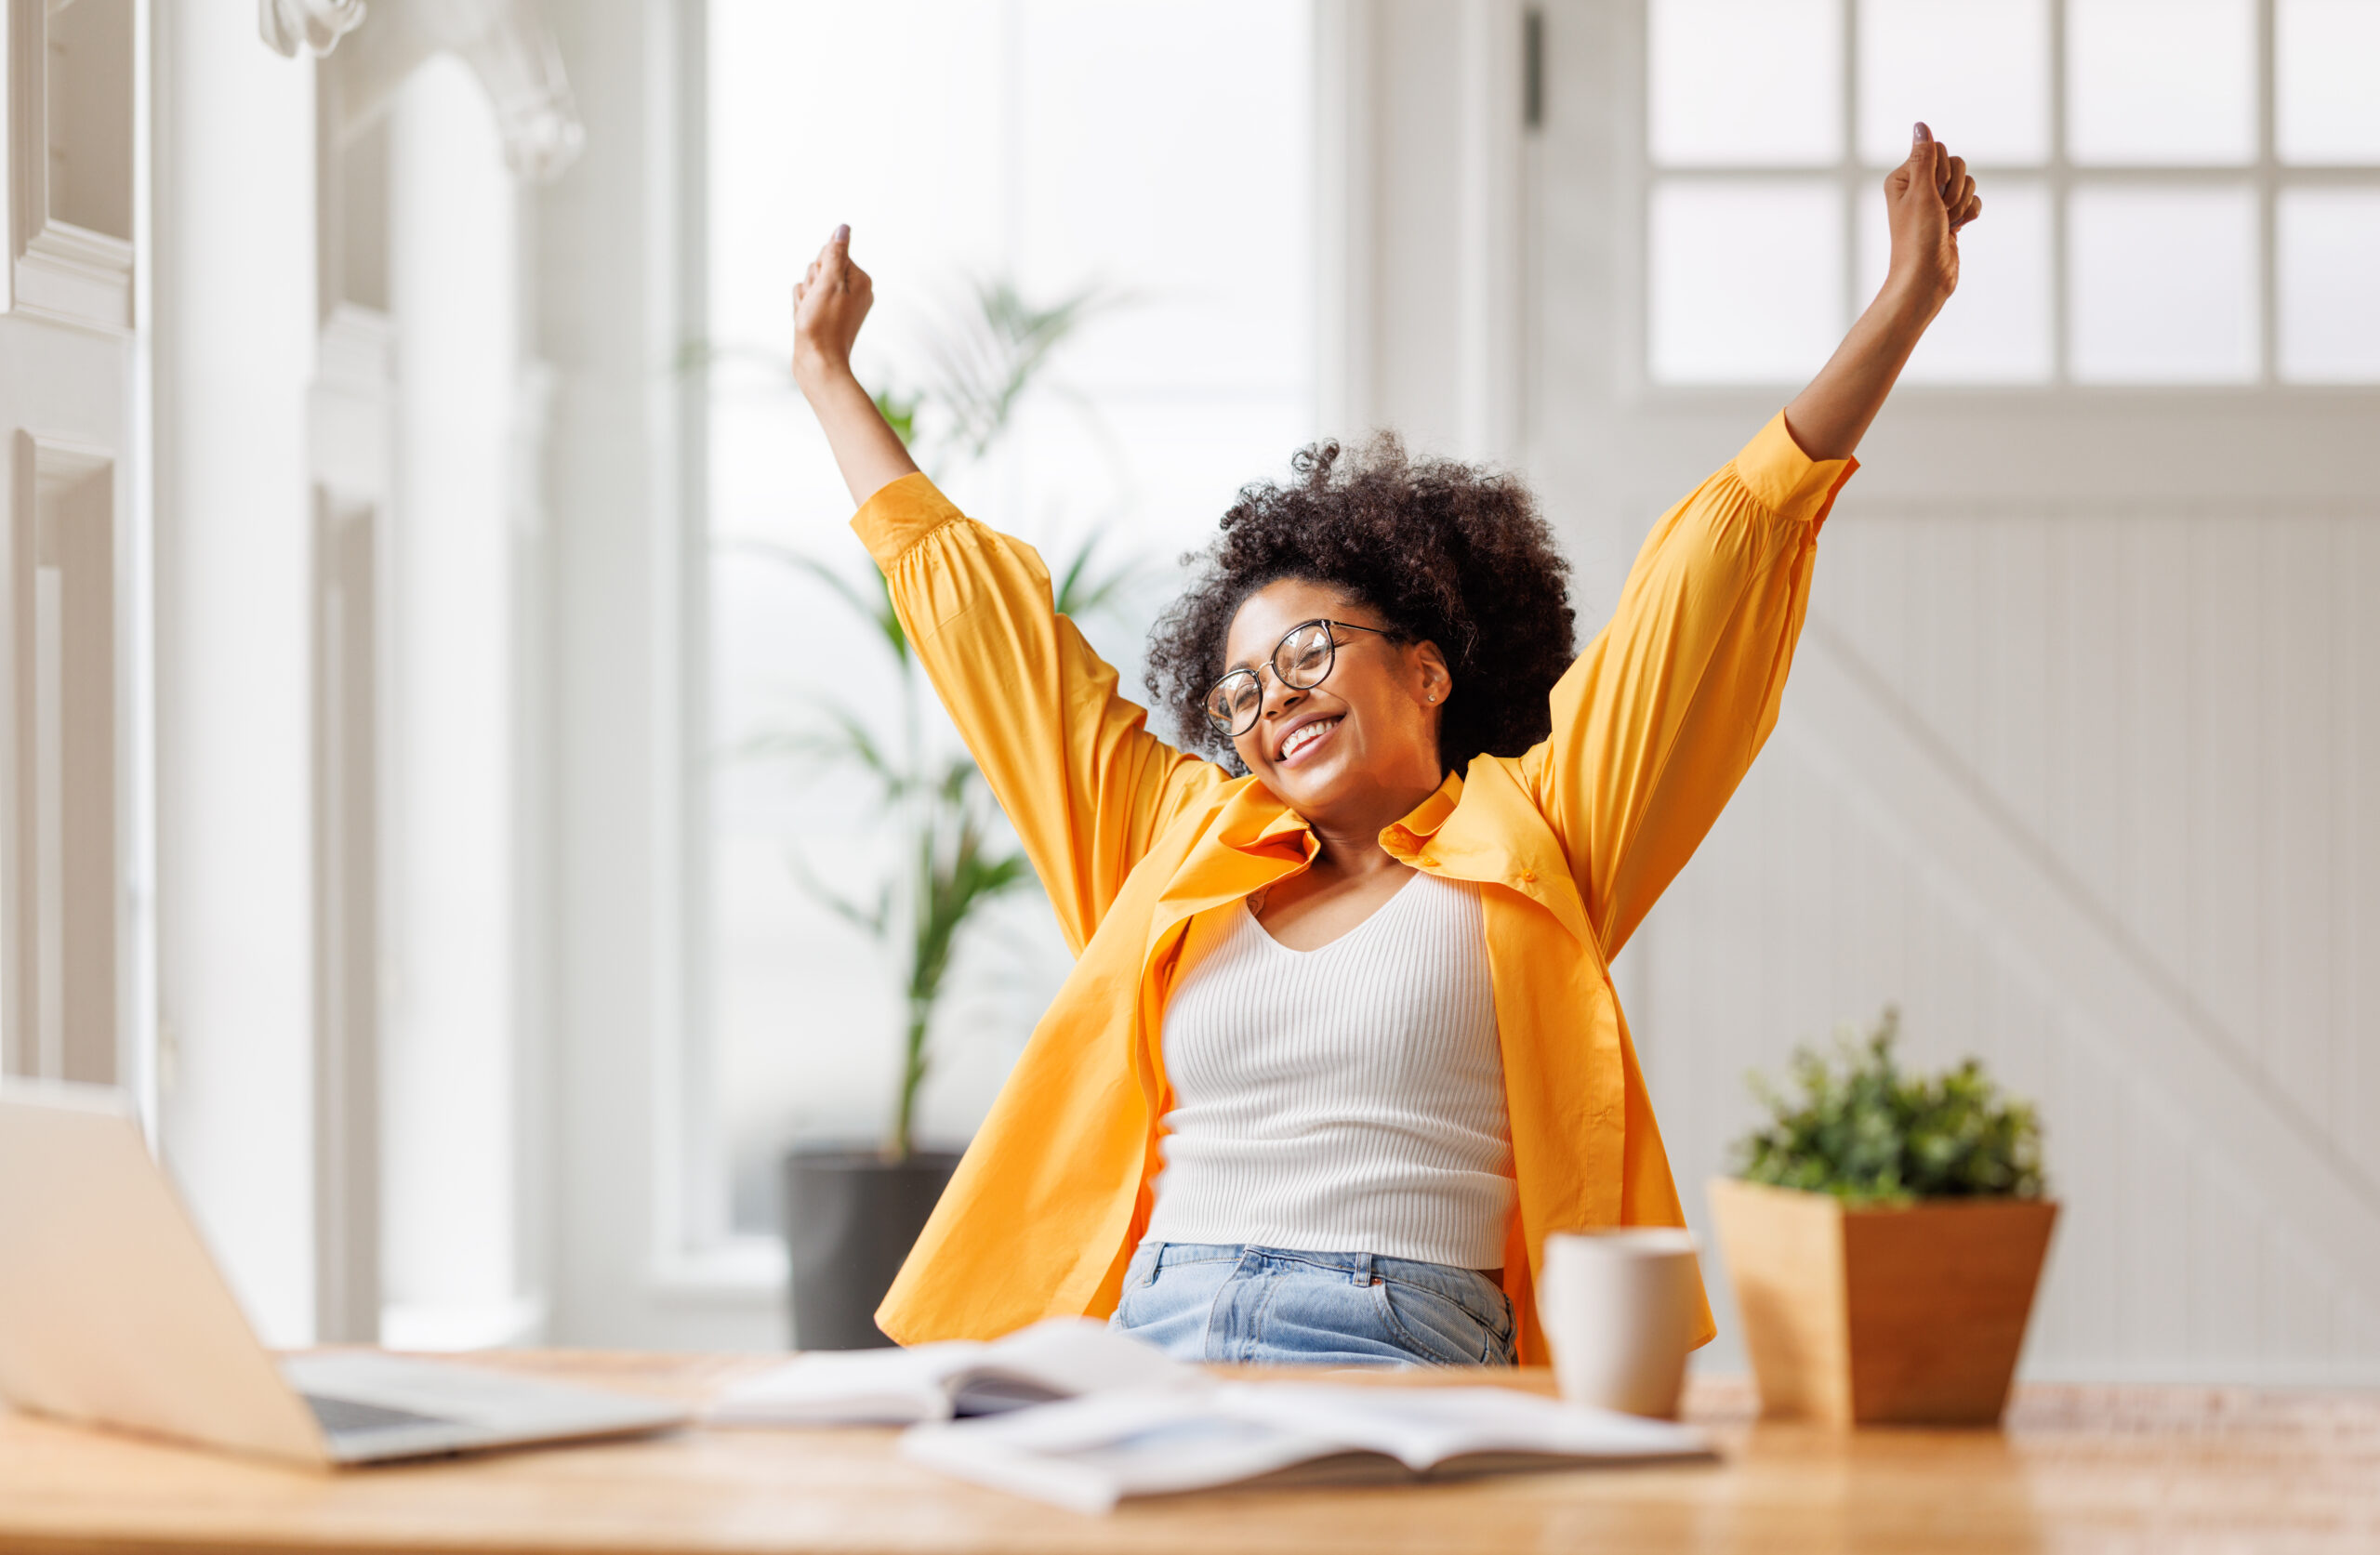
[1733,411,1858,528]
[849,471,965,569]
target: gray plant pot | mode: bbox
[781,1148,960,1350]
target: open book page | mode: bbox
[705,1319,1198,1427]
[899,1390,1349,1513]
[898,1382,1716,1513]
[1219,1383,1713,1469]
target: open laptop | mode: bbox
[0,1081,689,1466]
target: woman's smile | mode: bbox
[1276,714,1342,765]
[1215,577,1453,839]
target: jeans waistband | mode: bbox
[1137,1241,1502,1301]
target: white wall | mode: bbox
[1639,506,2380,1384]
[1318,0,1525,459]
[152,3,323,1348]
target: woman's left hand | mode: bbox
[1883,122,1980,313]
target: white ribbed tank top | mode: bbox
[1142,870,1516,1271]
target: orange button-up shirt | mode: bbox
[857,413,1854,1363]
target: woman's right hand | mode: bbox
[792,224,873,395]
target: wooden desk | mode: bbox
[1,1351,2373,1554]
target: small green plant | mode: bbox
[1732,1008,2045,1204]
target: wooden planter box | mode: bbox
[1707,1177,2057,1426]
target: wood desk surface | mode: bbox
[1,1351,2373,1555]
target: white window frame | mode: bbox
[1632,0,2380,396]
[1591,0,2379,521]
[643,0,787,1311]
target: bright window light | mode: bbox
[1650,179,1845,383]
[2277,0,2380,165]
[2069,186,2260,382]
[2067,0,2256,166]
[1860,179,2054,383]
[2278,189,2380,381]
[1649,0,1843,167]
[1858,0,2051,167]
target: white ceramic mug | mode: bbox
[1536,1228,1703,1418]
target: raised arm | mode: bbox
[1528,124,1977,958]
[791,225,919,507]
[791,230,1224,951]
[1783,123,1977,458]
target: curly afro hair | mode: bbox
[1145,435,1577,776]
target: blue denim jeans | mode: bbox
[1108,1242,1518,1367]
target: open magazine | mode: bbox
[705,1318,1200,1426]
[899,1381,1717,1513]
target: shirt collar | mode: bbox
[1222,769,1468,858]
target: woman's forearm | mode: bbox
[1781,278,1940,462]
[1783,124,1978,462]
[800,365,919,509]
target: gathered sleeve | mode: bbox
[852,474,1227,955]
[1521,413,1856,961]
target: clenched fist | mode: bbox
[792,224,874,392]
[1884,123,1981,311]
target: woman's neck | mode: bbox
[1301,776,1443,876]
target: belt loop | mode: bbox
[1352,1250,1375,1286]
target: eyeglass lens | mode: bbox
[1206,621,1339,736]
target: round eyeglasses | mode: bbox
[1204,619,1393,739]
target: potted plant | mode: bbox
[1707,1008,2056,1426]
[730,281,1132,1349]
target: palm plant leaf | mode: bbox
[783,847,892,940]
[923,278,1115,467]
[733,701,908,804]
[1051,532,1139,620]
[905,800,1035,1013]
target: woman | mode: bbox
[790,125,1980,1366]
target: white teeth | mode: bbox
[1280,718,1339,761]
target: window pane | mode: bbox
[2068,0,2255,166]
[1858,0,2049,167]
[1650,179,1845,382]
[1860,180,2052,382]
[1016,1,1310,392]
[2278,0,2380,165]
[2278,189,2380,381]
[2069,186,2259,382]
[1650,0,1843,167]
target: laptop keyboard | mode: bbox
[302,1392,456,1436]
